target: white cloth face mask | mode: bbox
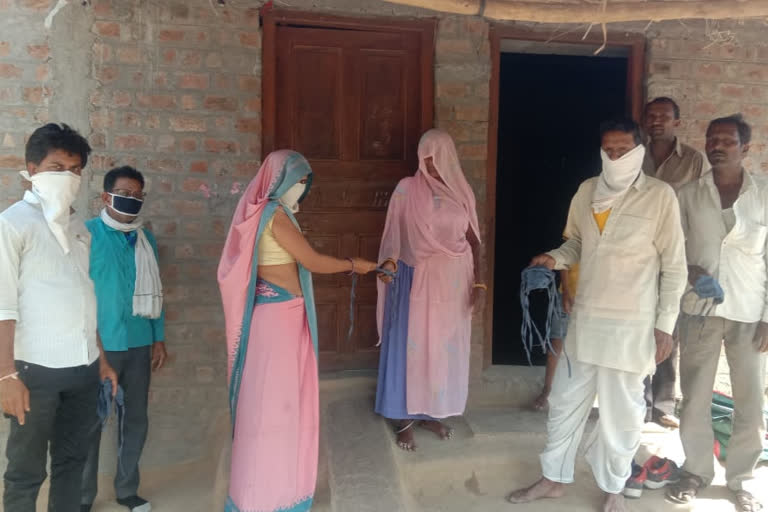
[279,182,306,213]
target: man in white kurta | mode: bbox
[507,119,688,512]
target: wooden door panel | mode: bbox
[269,16,434,370]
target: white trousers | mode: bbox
[540,356,646,494]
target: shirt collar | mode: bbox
[673,137,683,157]
[700,168,754,196]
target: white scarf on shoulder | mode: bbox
[100,208,163,319]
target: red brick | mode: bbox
[0,64,22,79]
[0,42,9,57]
[204,139,238,153]
[238,76,260,92]
[159,29,184,42]
[137,93,177,109]
[22,86,50,105]
[122,112,143,129]
[93,65,119,83]
[153,72,169,88]
[693,63,723,80]
[180,138,198,152]
[180,51,202,68]
[177,73,209,90]
[161,48,176,65]
[741,104,766,120]
[26,43,49,60]
[437,82,469,98]
[457,143,487,160]
[90,110,114,129]
[238,32,260,48]
[172,199,206,216]
[94,21,121,38]
[148,159,183,173]
[204,96,237,112]
[117,46,143,64]
[244,98,261,113]
[179,95,199,110]
[181,178,208,192]
[190,161,208,174]
[35,64,48,82]
[454,104,488,122]
[0,87,16,103]
[235,118,259,133]
[692,101,719,117]
[234,161,260,177]
[169,116,206,132]
[214,75,233,90]
[114,134,151,150]
[720,84,746,99]
[0,155,24,168]
[113,90,133,107]
[92,0,112,17]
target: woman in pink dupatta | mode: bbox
[375,129,484,450]
[218,150,376,512]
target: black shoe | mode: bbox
[81,505,93,512]
[117,496,152,512]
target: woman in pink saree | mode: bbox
[375,129,484,450]
[218,150,376,512]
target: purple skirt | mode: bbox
[375,261,432,421]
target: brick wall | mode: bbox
[647,19,768,173]
[0,0,53,211]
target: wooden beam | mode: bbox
[382,0,768,23]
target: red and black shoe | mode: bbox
[644,455,681,489]
[623,461,647,498]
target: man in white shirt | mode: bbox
[669,114,768,512]
[642,97,707,429]
[0,124,118,512]
[507,119,687,512]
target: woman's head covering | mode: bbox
[417,129,481,242]
[217,150,317,426]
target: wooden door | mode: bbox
[263,12,435,370]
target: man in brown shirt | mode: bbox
[642,97,706,428]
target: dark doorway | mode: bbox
[492,51,629,365]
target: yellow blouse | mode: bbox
[258,217,296,266]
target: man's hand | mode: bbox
[754,322,768,352]
[377,260,396,284]
[529,253,556,270]
[687,265,709,287]
[0,374,30,425]
[152,342,168,371]
[100,358,118,397]
[562,288,575,314]
[654,328,674,364]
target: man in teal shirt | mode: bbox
[81,166,167,512]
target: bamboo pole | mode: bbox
[383,0,768,23]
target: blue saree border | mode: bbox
[225,496,313,512]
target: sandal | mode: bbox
[734,490,763,512]
[394,420,415,451]
[666,472,705,504]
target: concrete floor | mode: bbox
[4,368,767,512]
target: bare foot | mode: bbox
[532,388,551,411]
[603,493,627,512]
[418,420,453,440]
[395,420,415,451]
[506,477,565,504]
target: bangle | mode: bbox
[0,371,18,382]
[472,283,487,290]
[381,258,399,273]
[346,257,355,275]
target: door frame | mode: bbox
[483,25,646,368]
[262,8,437,157]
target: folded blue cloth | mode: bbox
[98,379,126,469]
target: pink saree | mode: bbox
[377,129,480,418]
[218,151,318,512]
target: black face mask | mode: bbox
[108,193,143,216]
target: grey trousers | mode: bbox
[678,314,766,491]
[82,346,151,504]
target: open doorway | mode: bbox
[490,39,640,365]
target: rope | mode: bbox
[520,266,571,376]
[348,267,397,341]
